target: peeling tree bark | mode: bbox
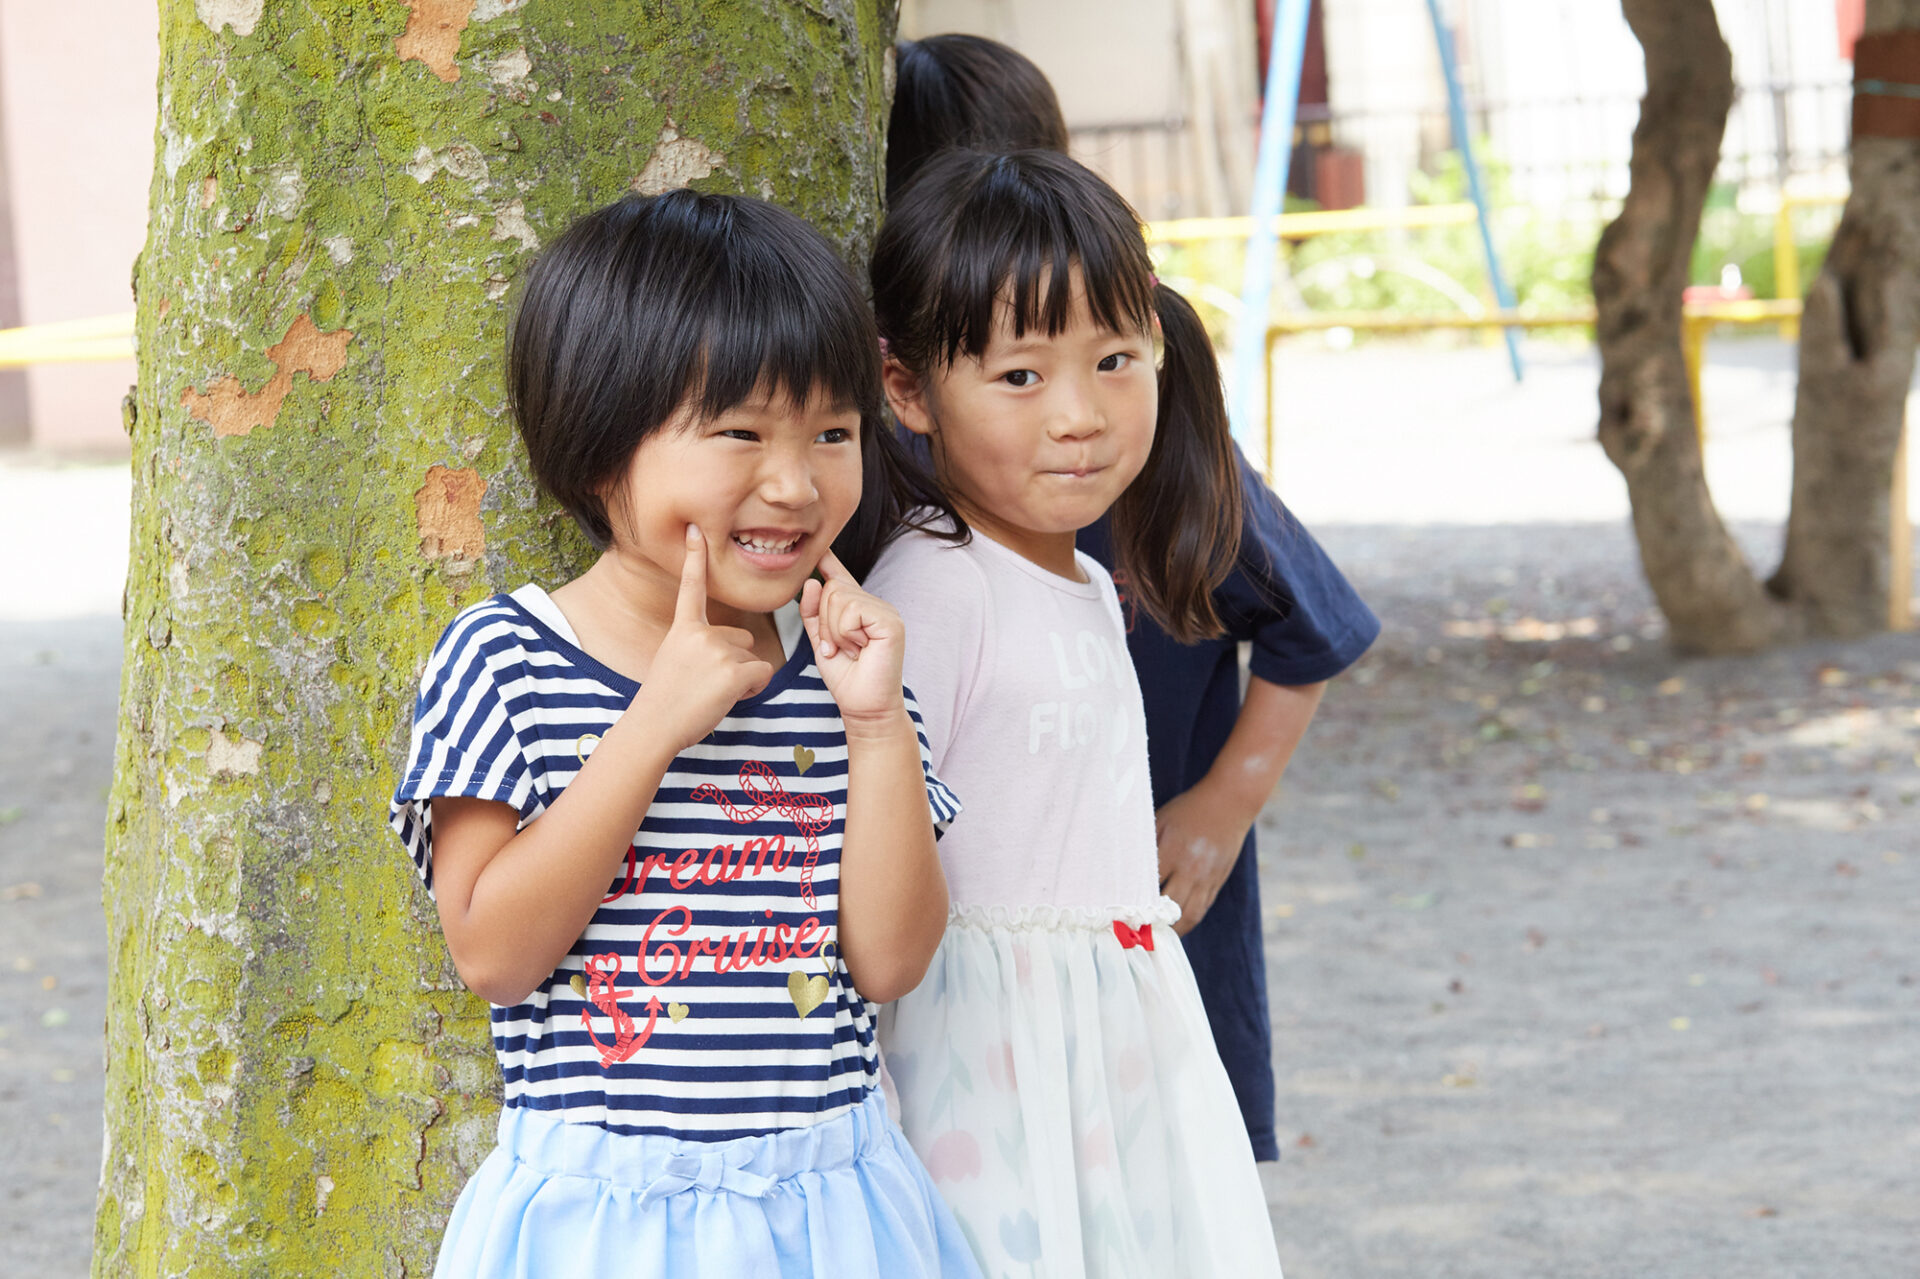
[101,2,896,1274]
[1772,0,1920,636]
[1594,0,1786,654]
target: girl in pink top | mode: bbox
[843,149,1287,1278]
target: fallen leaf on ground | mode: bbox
[2,882,41,901]
[1658,677,1687,696]
[1525,928,1546,950]
[40,1008,69,1028]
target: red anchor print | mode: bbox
[578,952,662,1066]
[1112,920,1155,951]
[692,760,833,908]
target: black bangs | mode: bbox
[875,149,1158,371]
[508,190,883,548]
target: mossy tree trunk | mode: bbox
[1597,0,1919,653]
[102,2,895,1274]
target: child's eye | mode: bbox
[719,428,759,442]
[1001,369,1038,388]
[1097,352,1134,372]
[816,427,855,444]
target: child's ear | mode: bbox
[881,357,935,437]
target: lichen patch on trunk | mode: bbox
[397,0,475,83]
[181,315,354,438]
[633,119,724,195]
[414,465,489,560]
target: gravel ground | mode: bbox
[0,617,118,1275]
[1261,521,1919,1279]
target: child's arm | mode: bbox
[431,528,774,1005]
[1156,676,1325,934]
[801,552,949,1004]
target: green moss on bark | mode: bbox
[102,2,895,1273]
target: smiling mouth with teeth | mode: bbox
[732,532,804,554]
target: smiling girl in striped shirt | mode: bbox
[390,190,979,1279]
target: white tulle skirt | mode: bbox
[878,898,1284,1279]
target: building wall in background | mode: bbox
[0,0,156,455]
[900,0,1257,220]
[1327,0,1853,211]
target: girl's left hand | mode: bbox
[800,551,907,726]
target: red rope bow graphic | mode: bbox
[693,759,834,908]
[1112,920,1156,951]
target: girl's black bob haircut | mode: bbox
[506,190,892,551]
[857,148,1243,642]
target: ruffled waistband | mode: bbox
[944,896,1182,932]
[495,1088,890,1196]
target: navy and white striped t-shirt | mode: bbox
[390,586,961,1140]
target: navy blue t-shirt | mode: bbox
[1077,445,1378,807]
[1077,444,1377,1159]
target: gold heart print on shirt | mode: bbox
[569,974,588,998]
[788,969,829,1018]
[667,1002,690,1024]
[792,744,815,774]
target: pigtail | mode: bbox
[1107,283,1243,643]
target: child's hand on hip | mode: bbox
[801,551,907,731]
[634,526,775,752]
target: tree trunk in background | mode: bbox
[1772,0,1920,634]
[101,3,893,1274]
[1594,0,1787,654]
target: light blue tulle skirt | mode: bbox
[433,1090,982,1279]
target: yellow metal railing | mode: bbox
[0,311,136,368]
[1772,192,1846,341]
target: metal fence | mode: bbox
[1073,75,1853,222]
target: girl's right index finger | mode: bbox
[675,525,708,625]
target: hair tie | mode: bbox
[878,335,892,358]
[1149,273,1160,289]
